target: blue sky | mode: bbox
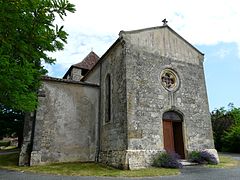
[46,0,240,111]
[198,43,240,110]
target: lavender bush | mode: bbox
[189,150,218,165]
[153,152,183,168]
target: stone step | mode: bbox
[178,159,198,166]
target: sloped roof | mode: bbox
[73,51,99,70]
[63,51,99,79]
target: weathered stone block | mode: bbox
[128,130,143,139]
[202,149,220,164]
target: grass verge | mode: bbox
[2,152,239,177]
[0,146,19,152]
[207,155,240,168]
[0,152,179,177]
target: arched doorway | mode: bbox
[162,111,185,158]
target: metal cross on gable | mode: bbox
[162,18,168,26]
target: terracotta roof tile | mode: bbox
[73,51,99,70]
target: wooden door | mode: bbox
[173,122,185,158]
[163,120,175,153]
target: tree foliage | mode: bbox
[211,103,240,152]
[222,125,240,152]
[0,104,24,147]
[0,0,75,111]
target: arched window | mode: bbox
[105,74,111,123]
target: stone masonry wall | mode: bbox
[122,26,214,169]
[19,112,35,166]
[30,80,99,165]
[84,66,100,85]
[71,67,82,80]
[98,42,128,169]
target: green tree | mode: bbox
[211,106,233,151]
[222,105,240,152]
[211,103,240,152]
[0,104,24,147]
[0,0,75,111]
[222,125,240,152]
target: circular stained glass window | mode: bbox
[160,69,179,91]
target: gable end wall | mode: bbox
[123,29,214,169]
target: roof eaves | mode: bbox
[72,65,86,69]
[119,25,167,35]
[42,76,99,87]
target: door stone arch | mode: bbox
[162,111,185,158]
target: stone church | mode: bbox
[19,24,216,169]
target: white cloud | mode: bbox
[46,0,240,76]
[216,48,230,59]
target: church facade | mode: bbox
[19,25,216,169]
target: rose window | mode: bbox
[161,69,179,91]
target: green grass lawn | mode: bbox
[207,155,240,168]
[0,146,19,152]
[0,152,179,177]
[1,152,239,177]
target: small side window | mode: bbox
[105,74,111,123]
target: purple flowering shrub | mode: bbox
[189,150,218,165]
[153,152,183,168]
